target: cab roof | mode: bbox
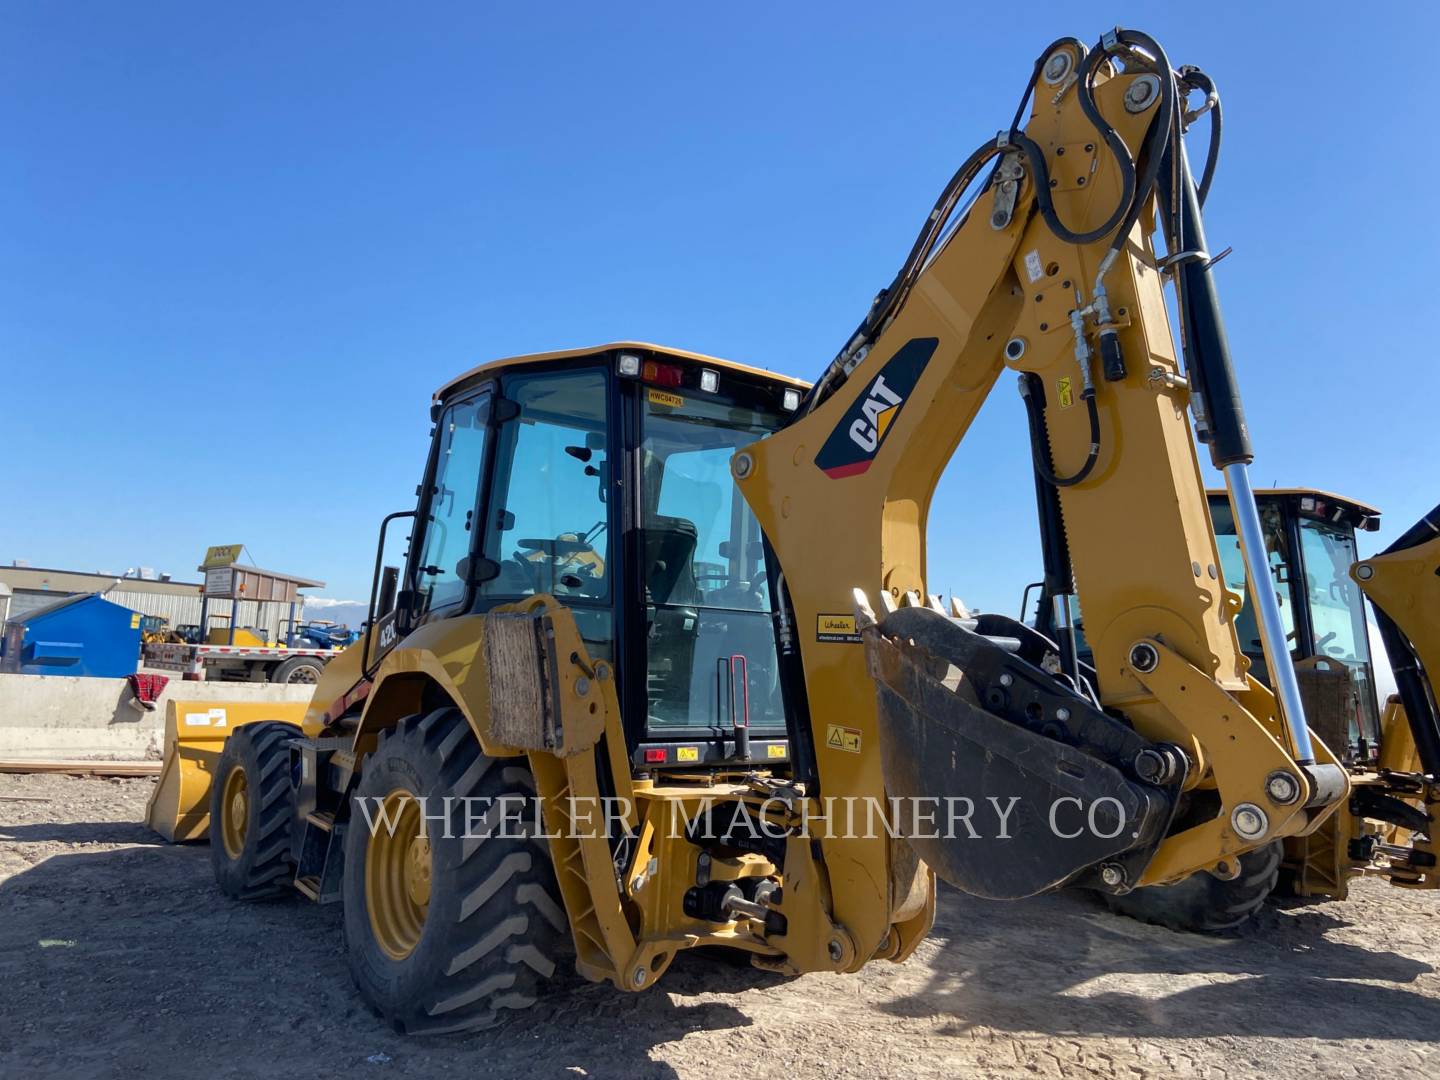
[1205,487,1381,524]
[435,341,811,404]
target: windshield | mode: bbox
[641,390,785,732]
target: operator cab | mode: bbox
[1206,488,1383,763]
[390,343,808,772]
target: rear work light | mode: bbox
[782,388,801,411]
[617,353,642,377]
[699,369,720,393]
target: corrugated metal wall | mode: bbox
[8,589,305,641]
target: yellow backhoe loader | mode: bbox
[146,26,1438,1033]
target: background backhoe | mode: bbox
[144,26,1438,1033]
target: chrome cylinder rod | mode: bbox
[1223,461,1315,763]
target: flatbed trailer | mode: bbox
[142,640,339,684]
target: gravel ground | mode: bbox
[2,772,1438,1080]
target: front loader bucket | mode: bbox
[145,699,307,842]
[858,595,1184,899]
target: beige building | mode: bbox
[0,564,311,641]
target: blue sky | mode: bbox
[3,3,1436,629]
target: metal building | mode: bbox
[0,564,310,642]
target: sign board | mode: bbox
[204,567,236,598]
[202,544,245,569]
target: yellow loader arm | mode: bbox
[737,29,1348,905]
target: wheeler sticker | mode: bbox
[825,724,863,754]
[813,338,938,478]
[816,613,862,644]
[647,388,685,409]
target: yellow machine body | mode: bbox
[145,698,313,841]
[153,29,1434,1032]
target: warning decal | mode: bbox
[825,724,862,754]
[1057,376,1074,409]
[676,746,699,762]
[816,613,862,643]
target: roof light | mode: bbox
[617,353,641,377]
[699,369,719,393]
[782,388,801,412]
[642,360,683,387]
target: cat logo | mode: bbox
[813,338,938,478]
[848,376,902,452]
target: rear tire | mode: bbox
[1104,840,1282,932]
[271,656,325,684]
[209,722,299,901]
[342,707,568,1035]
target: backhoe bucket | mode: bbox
[145,699,308,842]
[857,594,1184,899]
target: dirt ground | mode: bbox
[1,773,1438,1080]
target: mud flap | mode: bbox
[863,602,1183,899]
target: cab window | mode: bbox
[412,393,490,616]
[641,391,784,732]
[478,369,612,654]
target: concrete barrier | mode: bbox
[0,673,315,761]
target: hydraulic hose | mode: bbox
[1019,372,1100,488]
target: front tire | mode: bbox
[342,707,568,1034]
[209,722,299,901]
[1104,840,1282,932]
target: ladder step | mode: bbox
[294,875,322,901]
[305,811,335,832]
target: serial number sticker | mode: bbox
[676,746,700,762]
[825,724,862,754]
[647,388,685,409]
[816,613,862,643]
[1024,249,1044,283]
[767,743,787,759]
[1057,375,1075,409]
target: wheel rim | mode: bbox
[366,790,430,961]
[219,765,250,859]
[286,665,319,685]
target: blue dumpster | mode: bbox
[1,593,143,678]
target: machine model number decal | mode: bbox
[816,613,862,643]
[825,724,863,754]
[1057,376,1074,409]
[648,388,685,409]
[813,338,938,478]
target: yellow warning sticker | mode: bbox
[648,388,685,409]
[676,746,699,762]
[767,743,787,759]
[130,613,142,629]
[816,613,861,643]
[1057,376,1074,409]
[825,724,862,754]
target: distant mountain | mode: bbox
[302,598,369,630]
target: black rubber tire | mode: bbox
[1104,840,1282,932]
[271,656,325,684]
[342,707,568,1035]
[209,722,299,901]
